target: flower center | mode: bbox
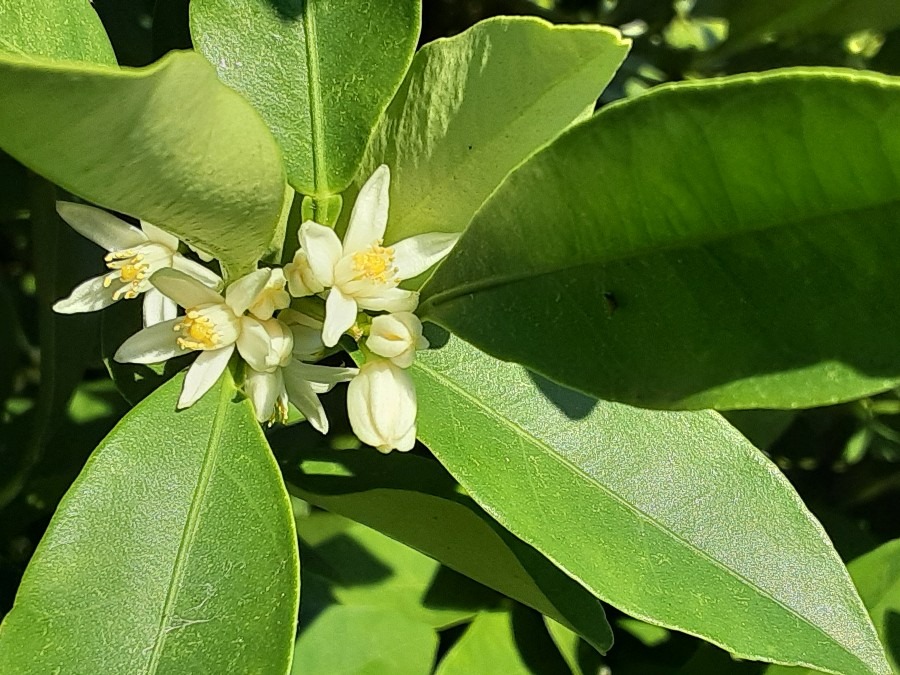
[104,250,150,300]
[352,243,396,284]
[102,243,173,301]
[175,311,221,350]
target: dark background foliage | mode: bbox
[1,1,898,672]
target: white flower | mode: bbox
[366,312,429,369]
[239,313,356,429]
[52,202,221,326]
[289,165,459,347]
[114,268,272,409]
[347,359,417,453]
[246,360,357,432]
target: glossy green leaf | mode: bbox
[422,70,900,410]
[298,510,494,628]
[0,51,285,270]
[190,0,420,195]
[411,335,890,675]
[0,0,115,63]
[436,607,570,675]
[346,16,629,243]
[291,605,437,675]
[273,433,614,654]
[765,539,900,675]
[0,372,299,674]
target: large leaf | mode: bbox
[410,335,890,675]
[190,0,420,196]
[422,69,900,410]
[0,50,285,270]
[291,605,437,675]
[346,16,629,243]
[0,372,299,673]
[0,0,115,63]
[273,431,614,654]
[765,539,900,674]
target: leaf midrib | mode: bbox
[143,379,230,673]
[302,4,328,193]
[421,185,900,312]
[414,359,873,673]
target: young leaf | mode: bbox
[0,51,285,271]
[347,16,630,243]
[422,70,900,410]
[411,335,890,675]
[273,435,614,654]
[0,0,115,63]
[291,605,437,675]
[0,372,299,674]
[190,0,420,196]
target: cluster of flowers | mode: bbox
[53,166,457,453]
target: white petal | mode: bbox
[245,369,282,423]
[139,221,180,250]
[152,268,224,309]
[224,268,269,315]
[299,221,342,288]
[356,288,419,313]
[178,345,234,409]
[57,202,147,252]
[392,232,460,281]
[282,372,329,434]
[288,362,358,389]
[172,255,223,290]
[142,288,178,326]
[236,316,273,372]
[53,275,119,314]
[114,318,185,364]
[343,165,390,255]
[322,287,358,348]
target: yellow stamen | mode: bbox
[104,250,150,300]
[174,311,220,350]
[352,243,396,283]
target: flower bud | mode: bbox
[285,249,325,297]
[347,359,417,453]
[237,316,294,373]
[366,312,429,368]
[279,308,326,362]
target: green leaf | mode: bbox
[190,0,420,196]
[436,607,570,675]
[0,50,285,270]
[765,539,900,675]
[0,0,115,63]
[291,605,437,675]
[273,433,614,654]
[422,70,900,410]
[346,16,629,244]
[411,335,890,675]
[0,371,299,674]
[298,510,494,628]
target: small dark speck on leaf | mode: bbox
[603,291,618,317]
